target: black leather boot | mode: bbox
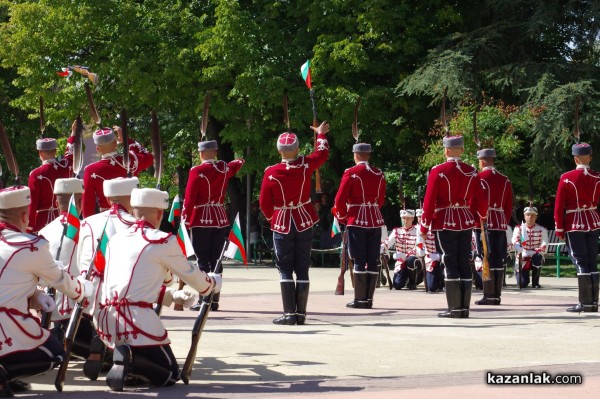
[460,280,472,318]
[0,365,13,398]
[83,334,106,381]
[106,345,133,391]
[476,273,500,305]
[296,281,310,325]
[438,280,463,318]
[346,273,369,308]
[128,352,177,387]
[365,273,378,309]
[592,274,599,312]
[532,267,542,288]
[211,292,220,311]
[273,281,297,325]
[567,275,595,313]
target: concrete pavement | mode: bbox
[26,263,600,398]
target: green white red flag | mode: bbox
[65,194,80,243]
[301,60,312,89]
[93,218,116,274]
[176,221,195,258]
[224,213,247,267]
[331,216,341,238]
[168,194,181,227]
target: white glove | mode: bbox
[429,253,440,262]
[394,265,402,273]
[525,250,535,257]
[77,276,95,298]
[54,260,66,270]
[32,290,56,312]
[474,257,483,271]
[208,273,222,294]
[513,243,523,253]
[379,244,386,254]
[39,293,56,312]
[393,251,406,261]
[173,289,197,307]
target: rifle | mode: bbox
[84,82,101,127]
[70,65,99,85]
[55,217,110,392]
[335,227,349,295]
[380,250,392,289]
[480,220,491,283]
[39,96,46,137]
[181,239,228,384]
[301,60,322,193]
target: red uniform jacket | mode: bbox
[478,167,513,231]
[420,158,488,234]
[259,133,329,234]
[182,159,244,228]
[554,165,600,234]
[334,162,386,228]
[81,138,153,218]
[27,136,75,232]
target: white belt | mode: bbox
[194,203,224,209]
[488,207,504,211]
[566,206,597,214]
[274,200,310,210]
[347,203,379,208]
[435,205,468,212]
[37,207,58,213]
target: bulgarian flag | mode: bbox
[301,60,312,89]
[65,194,80,243]
[331,216,341,238]
[176,221,195,258]
[520,222,529,245]
[93,218,115,274]
[224,213,247,267]
[56,67,72,77]
[168,194,182,228]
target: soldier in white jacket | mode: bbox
[38,178,84,329]
[76,177,140,380]
[0,186,92,397]
[512,206,548,288]
[383,210,423,290]
[98,188,222,391]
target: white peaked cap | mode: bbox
[54,178,84,194]
[0,186,31,209]
[103,177,139,198]
[130,188,169,210]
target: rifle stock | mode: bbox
[480,220,491,281]
[335,229,348,295]
[181,239,228,384]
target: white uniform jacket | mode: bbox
[0,223,84,357]
[38,212,79,321]
[97,221,215,348]
[77,204,136,316]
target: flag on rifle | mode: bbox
[65,194,80,243]
[176,220,195,258]
[168,194,181,228]
[331,216,341,238]
[520,222,529,246]
[224,213,247,267]
[301,60,312,89]
[56,67,72,78]
[94,218,115,274]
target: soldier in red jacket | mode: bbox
[259,122,329,325]
[554,143,600,313]
[420,136,488,318]
[81,127,153,218]
[182,140,244,311]
[334,143,386,309]
[27,123,77,233]
[473,148,513,305]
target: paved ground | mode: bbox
[24,263,600,398]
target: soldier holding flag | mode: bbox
[512,206,548,288]
[0,186,93,397]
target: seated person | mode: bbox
[383,210,423,290]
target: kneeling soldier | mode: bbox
[97,188,221,391]
[0,186,92,397]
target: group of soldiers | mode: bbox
[0,123,224,396]
[0,114,598,396]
